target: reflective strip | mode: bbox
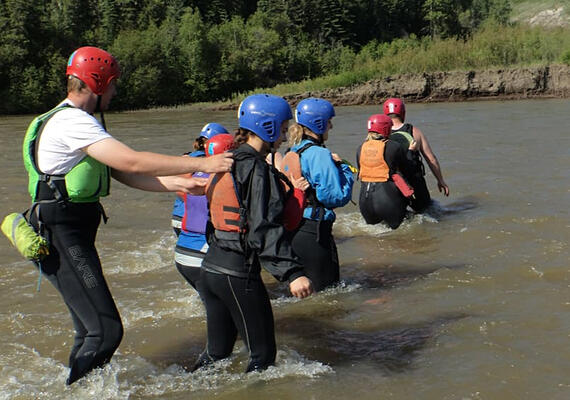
[175,250,205,267]
[11,214,24,244]
[171,218,182,229]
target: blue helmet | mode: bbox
[200,122,228,140]
[237,94,292,143]
[295,98,335,135]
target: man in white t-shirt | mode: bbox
[23,46,233,385]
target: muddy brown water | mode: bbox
[0,99,568,399]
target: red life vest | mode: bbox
[358,139,390,183]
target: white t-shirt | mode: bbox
[37,99,112,175]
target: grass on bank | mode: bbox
[205,23,570,107]
[510,0,570,23]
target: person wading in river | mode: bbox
[22,46,233,385]
[384,98,449,212]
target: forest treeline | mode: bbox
[0,0,543,114]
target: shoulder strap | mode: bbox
[295,142,317,156]
[292,142,326,214]
[31,104,74,175]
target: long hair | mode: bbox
[287,123,306,146]
[365,132,384,141]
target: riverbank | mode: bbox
[212,64,570,110]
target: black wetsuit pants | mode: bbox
[31,201,123,385]
[359,181,408,229]
[194,269,276,372]
[175,245,205,294]
[291,219,339,292]
[408,175,431,212]
[406,157,431,212]
[175,263,202,293]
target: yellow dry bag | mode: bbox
[1,212,49,261]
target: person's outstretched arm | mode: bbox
[85,137,233,176]
[111,169,207,194]
[413,126,449,196]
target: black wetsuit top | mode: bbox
[391,123,431,212]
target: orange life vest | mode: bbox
[358,139,390,183]
[282,151,303,181]
[206,172,246,233]
[281,143,327,220]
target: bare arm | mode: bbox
[413,126,450,196]
[85,137,233,176]
[111,169,207,194]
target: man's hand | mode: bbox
[201,153,234,173]
[438,181,450,196]
[289,276,313,299]
[408,140,419,151]
[179,177,208,195]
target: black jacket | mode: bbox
[202,143,304,283]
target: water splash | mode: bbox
[334,211,437,238]
[104,232,176,275]
[119,286,205,328]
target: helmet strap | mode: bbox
[96,95,107,131]
[270,142,276,167]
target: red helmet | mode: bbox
[383,98,405,121]
[368,114,393,137]
[205,134,235,157]
[66,46,120,95]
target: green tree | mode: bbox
[178,8,213,100]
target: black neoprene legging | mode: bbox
[194,269,276,372]
[408,174,431,213]
[291,219,339,292]
[359,181,408,229]
[31,201,123,385]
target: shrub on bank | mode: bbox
[228,23,570,103]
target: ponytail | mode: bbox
[287,123,305,146]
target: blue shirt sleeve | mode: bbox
[301,145,354,208]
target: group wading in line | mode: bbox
[2,46,450,384]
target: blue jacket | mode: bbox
[177,229,207,253]
[171,197,184,219]
[291,139,354,222]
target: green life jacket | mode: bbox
[23,104,111,203]
[390,123,425,177]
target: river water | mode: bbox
[0,99,568,400]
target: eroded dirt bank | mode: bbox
[215,64,570,109]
